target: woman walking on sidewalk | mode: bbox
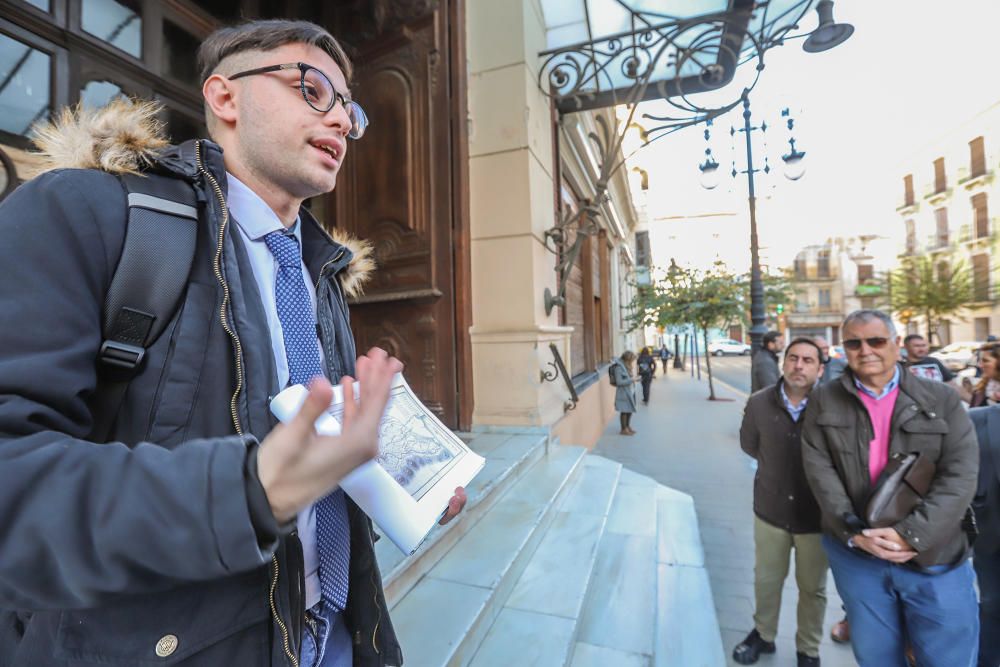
[637,347,656,404]
[612,351,638,435]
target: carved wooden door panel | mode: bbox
[332,5,459,427]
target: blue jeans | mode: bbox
[299,603,353,667]
[823,535,979,667]
[975,548,1000,667]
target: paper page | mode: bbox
[269,373,484,554]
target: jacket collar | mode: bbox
[838,363,938,418]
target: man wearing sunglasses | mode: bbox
[801,310,979,667]
[0,18,466,667]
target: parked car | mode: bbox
[708,339,752,356]
[929,341,985,371]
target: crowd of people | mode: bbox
[735,311,998,667]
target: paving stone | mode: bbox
[468,608,575,667]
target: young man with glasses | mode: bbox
[0,19,464,666]
[801,310,980,667]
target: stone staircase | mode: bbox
[377,431,725,667]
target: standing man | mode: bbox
[902,333,955,382]
[801,310,979,667]
[752,331,785,392]
[969,405,1000,667]
[659,344,671,373]
[814,337,847,385]
[733,338,828,667]
[0,20,465,666]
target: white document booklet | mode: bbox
[269,373,484,555]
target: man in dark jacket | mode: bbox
[0,20,464,666]
[969,405,1000,667]
[733,338,827,667]
[801,310,979,667]
[751,331,784,392]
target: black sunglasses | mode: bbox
[228,62,368,140]
[842,337,890,351]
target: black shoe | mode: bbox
[797,652,820,667]
[732,629,776,665]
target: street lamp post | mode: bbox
[740,90,768,355]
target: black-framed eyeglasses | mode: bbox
[842,337,890,351]
[228,62,368,140]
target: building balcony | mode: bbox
[923,185,952,206]
[896,200,919,214]
[958,166,993,191]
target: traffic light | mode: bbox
[776,303,784,314]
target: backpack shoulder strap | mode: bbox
[90,172,199,441]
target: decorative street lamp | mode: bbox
[536,0,854,318]
[781,108,807,181]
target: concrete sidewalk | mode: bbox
[593,367,858,667]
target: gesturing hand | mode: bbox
[258,348,404,523]
[853,527,918,563]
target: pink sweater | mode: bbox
[857,386,900,483]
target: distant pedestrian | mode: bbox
[968,403,1000,667]
[751,331,784,392]
[802,310,979,667]
[637,348,655,404]
[733,338,827,667]
[659,345,671,372]
[611,351,638,435]
[814,336,847,385]
[902,333,955,382]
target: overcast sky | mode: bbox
[631,1,1000,272]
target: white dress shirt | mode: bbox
[227,173,322,610]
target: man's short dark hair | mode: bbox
[903,334,925,345]
[197,19,353,85]
[784,337,823,362]
[762,331,781,348]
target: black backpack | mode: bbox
[89,172,199,441]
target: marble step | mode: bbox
[654,490,725,667]
[376,432,548,607]
[390,443,588,667]
[467,456,623,667]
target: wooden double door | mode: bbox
[327,0,471,429]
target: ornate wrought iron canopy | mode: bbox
[538,0,816,114]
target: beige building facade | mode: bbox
[896,101,1000,345]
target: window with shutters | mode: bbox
[818,289,831,309]
[973,253,990,302]
[935,208,949,246]
[973,192,989,239]
[857,264,874,282]
[903,174,914,207]
[817,250,831,278]
[934,157,947,193]
[794,257,807,279]
[970,136,986,178]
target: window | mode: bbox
[973,253,990,302]
[635,230,650,268]
[905,219,916,253]
[818,288,831,309]
[80,79,123,108]
[817,250,830,278]
[976,317,991,341]
[81,0,143,59]
[162,21,201,86]
[935,207,949,246]
[970,136,986,178]
[857,264,874,282]
[23,0,50,11]
[0,33,51,138]
[903,174,914,207]
[973,192,989,239]
[934,157,946,193]
[793,257,807,279]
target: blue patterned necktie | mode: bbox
[264,230,351,611]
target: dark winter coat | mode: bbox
[740,380,822,533]
[0,100,401,666]
[801,366,979,567]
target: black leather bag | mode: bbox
[865,451,935,528]
[865,451,973,567]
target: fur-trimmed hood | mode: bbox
[30,98,373,297]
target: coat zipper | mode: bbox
[194,141,298,667]
[315,248,346,291]
[194,140,245,439]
